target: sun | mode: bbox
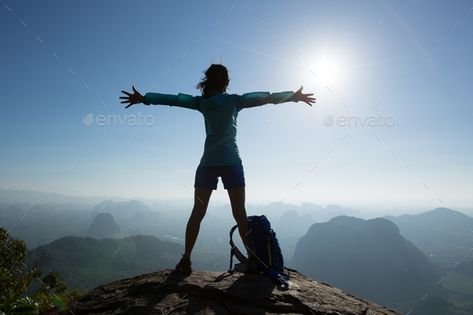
[309,52,346,87]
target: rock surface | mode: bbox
[71,268,400,315]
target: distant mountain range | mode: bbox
[291,216,442,308]
[262,201,360,223]
[0,187,113,205]
[387,207,473,269]
[0,187,174,206]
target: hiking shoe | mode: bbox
[173,254,192,275]
[245,254,259,274]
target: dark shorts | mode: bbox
[194,162,246,190]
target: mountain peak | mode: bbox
[87,212,120,238]
[71,269,399,314]
[293,216,439,306]
[429,207,463,216]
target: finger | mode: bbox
[296,86,303,93]
[121,90,132,96]
[125,103,134,109]
[121,100,130,104]
[119,96,129,99]
[132,85,138,93]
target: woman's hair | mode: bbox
[196,64,229,98]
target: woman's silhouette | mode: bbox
[120,64,315,275]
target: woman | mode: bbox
[120,64,315,275]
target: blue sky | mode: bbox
[1,0,472,212]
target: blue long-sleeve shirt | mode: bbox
[143,91,296,167]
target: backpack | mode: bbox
[228,215,290,288]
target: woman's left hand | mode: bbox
[120,85,144,108]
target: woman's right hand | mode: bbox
[120,85,144,108]
[294,86,316,106]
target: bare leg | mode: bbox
[183,188,213,259]
[227,187,252,256]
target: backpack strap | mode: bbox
[228,224,248,271]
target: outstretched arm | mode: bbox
[237,86,315,110]
[120,86,199,111]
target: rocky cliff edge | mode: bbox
[71,268,400,315]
